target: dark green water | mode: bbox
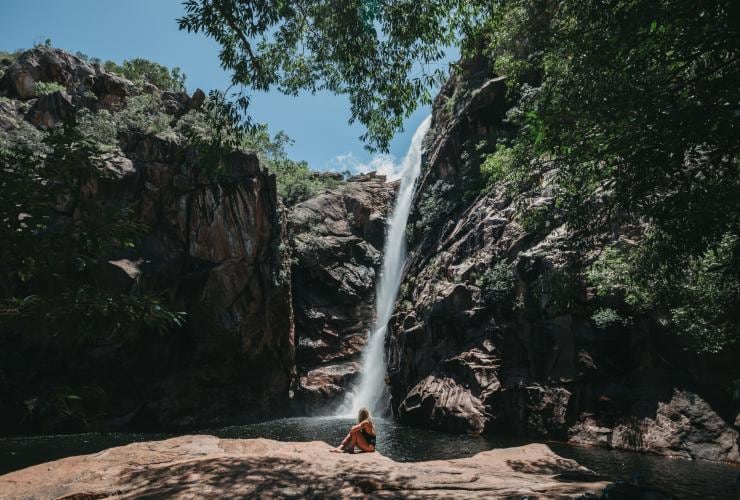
[0,417,737,499]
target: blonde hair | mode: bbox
[358,407,371,423]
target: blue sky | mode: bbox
[0,0,455,174]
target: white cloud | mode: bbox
[328,152,402,181]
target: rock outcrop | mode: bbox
[0,435,611,499]
[289,173,396,410]
[0,47,97,99]
[386,55,740,462]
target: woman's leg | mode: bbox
[345,431,358,452]
[331,431,353,452]
[353,430,374,453]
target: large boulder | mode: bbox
[93,72,135,109]
[0,46,96,98]
[0,436,611,499]
[571,389,740,462]
[24,90,74,129]
[398,375,487,433]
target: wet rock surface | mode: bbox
[0,435,611,499]
[289,173,397,410]
[386,55,740,462]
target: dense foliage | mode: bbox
[0,121,185,342]
[243,125,341,205]
[183,0,739,352]
[103,58,187,92]
[478,0,739,352]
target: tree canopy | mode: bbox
[179,0,739,352]
[480,0,739,352]
[177,0,484,151]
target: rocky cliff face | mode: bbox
[113,136,295,429]
[387,56,740,462]
[0,47,400,433]
[0,47,294,432]
[288,173,396,411]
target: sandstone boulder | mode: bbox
[0,436,611,499]
[24,90,75,129]
[0,46,96,98]
[570,389,740,462]
[399,375,487,433]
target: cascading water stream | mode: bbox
[342,115,432,416]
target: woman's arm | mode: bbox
[351,420,374,433]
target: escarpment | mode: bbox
[386,56,740,463]
[2,45,737,468]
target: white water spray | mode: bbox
[343,115,432,416]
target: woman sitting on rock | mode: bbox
[331,407,376,453]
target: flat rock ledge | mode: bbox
[0,435,611,499]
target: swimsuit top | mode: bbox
[361,428,377,446]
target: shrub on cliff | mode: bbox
[103,58,186,92]
[76,94,172,149]
[0,120,185,342]
[242,125,340,205]
[476,261,516,307]
[177,102,339,205]
[412,180,456,238]
[33,81,66,95]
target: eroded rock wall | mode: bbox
[0,47,294,433]
[387,56,740,462]
[288,173,396,410]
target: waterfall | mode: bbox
[343,115,432,416]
